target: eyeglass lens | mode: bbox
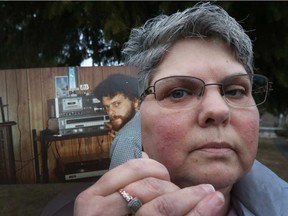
[152,74,268,108]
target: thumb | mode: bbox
[142,151,149,158]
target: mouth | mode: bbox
[111,117,121,123]
[195,142,234,154]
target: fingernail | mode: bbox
[207,192,225,208]
[141,151,149,159]
[202,184,215,193]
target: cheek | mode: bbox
[234,108,259,159]
[141,108,189,161]
[242,110,259,142]
[119,101,131,113]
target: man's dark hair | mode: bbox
[93,74,138,100]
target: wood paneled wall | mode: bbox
[0,66,135,183]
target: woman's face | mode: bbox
[140,39,259,190]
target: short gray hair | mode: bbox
[122,2,254,95]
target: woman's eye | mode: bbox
[224,85,246,97]
[157,85,200,101]
[169,89,187,99]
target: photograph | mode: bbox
[55,76,69,98]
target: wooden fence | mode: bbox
[0,66,135,183]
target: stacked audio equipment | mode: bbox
[47,94,109,135]
[42,68,111,182]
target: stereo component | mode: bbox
[48,95,104,118]
[47,94,110,135]
[56,154,110,181]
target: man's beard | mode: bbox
[111,107,136,131]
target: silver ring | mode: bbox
[119,189,142,213]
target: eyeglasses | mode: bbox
[140,74,272,109]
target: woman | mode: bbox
[74,3,288,215]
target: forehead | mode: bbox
[102,93,128,104]
[152,39,246,83]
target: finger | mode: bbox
[108,131,116,138]
[86,159,170,196]
[74,190,128,216]
[137,184,218,216]
[142,151,149,158]
[124,177,180,203]
[105,122,112,129]
[78,174,178,215]
[186,191,225,216]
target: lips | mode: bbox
[195,142,234,154]
[111,117,121,122]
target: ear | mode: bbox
[133,98,140,110]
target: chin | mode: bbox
[177,176,239,191]
[172,165,242,190]
[112,123,123,131]
[209,172,242,190]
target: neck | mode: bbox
[217,186,233,216]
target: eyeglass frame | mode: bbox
[139,73,273,108]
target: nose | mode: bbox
[106,106,115,117]
[197,87,230,127]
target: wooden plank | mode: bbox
[0,70,8,122]
[78,66,104,95]
[17,69,35,183]
[5,70,18,155]
[28,68,46,131]
[5,69,35,182]
[27,68,47,182]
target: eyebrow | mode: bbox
[217,72,248,83]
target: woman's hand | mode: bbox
[74,159,224,216]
